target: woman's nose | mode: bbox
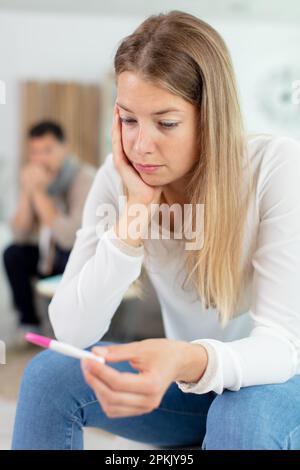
[133,126,155,155]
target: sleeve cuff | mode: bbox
[176,339,219,394]
[104,225,145,258]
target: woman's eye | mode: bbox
[120,118,178,129]
[120,118,136,124]
[160,122,178,129]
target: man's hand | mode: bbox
[20,164,34,195]
[19,164,57,226]
[21,163,52,195]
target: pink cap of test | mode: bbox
[25,332,52,348]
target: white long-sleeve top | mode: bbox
[48,134,300,395]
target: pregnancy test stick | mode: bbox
[25,333,105,364]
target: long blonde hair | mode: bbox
[114,10,254,328]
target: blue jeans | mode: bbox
[12,341,300,450]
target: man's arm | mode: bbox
[11,189,35,235]
[31,189,58,227]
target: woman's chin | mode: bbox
[140,173,165,185]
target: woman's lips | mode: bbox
[133,163,163,173]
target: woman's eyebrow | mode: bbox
[117,102,184,115]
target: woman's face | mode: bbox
[116,71,199,191]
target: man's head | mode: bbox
[27,121,68,179]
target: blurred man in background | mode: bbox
[3,120,96,339]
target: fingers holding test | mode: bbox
[82,367,159,412]
[81,358,159,396]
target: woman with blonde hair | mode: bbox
[12,11,300,450]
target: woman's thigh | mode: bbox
[203,374,300,450]
[12,340,215,449]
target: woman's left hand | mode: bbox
[81,338,207,418]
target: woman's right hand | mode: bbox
[111,104,163,207]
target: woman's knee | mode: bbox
[18,341,127,415]
[19,349,88,416]
[22,349,67,393]
[204,384,287,449]
[20,341,120,396]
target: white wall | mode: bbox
[0,10,299,217]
